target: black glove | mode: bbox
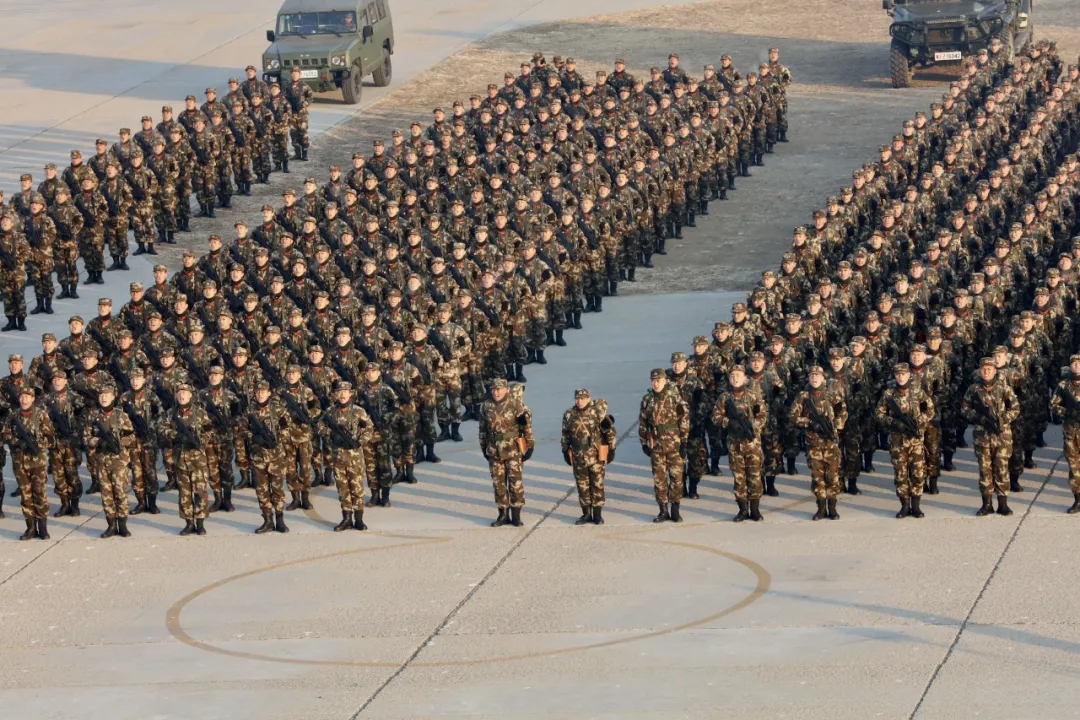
[606,446,615,464]
[563,449,572,466]
[522,446,533,462]
[641,442,652,457]
[679,441,687,458]
[482,449,491,462]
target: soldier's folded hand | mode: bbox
[606,446,615,464]
[522,445,533,461]
[562,449,572,466]
[641,442,652,457]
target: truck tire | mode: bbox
[342,65,362,104]
[890,40,913,88]
[372,48,392,87]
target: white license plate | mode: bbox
[934,51,962,61]
[299,69,319,79]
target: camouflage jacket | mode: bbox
[793,385,847,447]
[561,400,616,461]
[875,382,935,437]
[1,403,54,455]
[638,384,689,447]
[479,394,534,461]
[960,379,1020,438]
[317,401,373,449]
[711,385,767,441]
[83,404,135,454]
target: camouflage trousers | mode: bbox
[203,437,234,493]
[232,146,253,186]
[331,448,366,512]
[310,435,329,480]
[650,436,685,505]
[49,442,82,501]
[923,424,941,481]
[435,369,463,424]
[363,433,394,490]
[394,407,418,469]
[95,449,130,519]
[78,229,105,273]
[252,446,286,515]
[29,254,54,302]
[215,155,233,203]
[415,396,437,444]
[840,424,863,481]
[174,447,210,520]
[271,129,290,164]
[807,441,842,500]
[686,432,708,481]
[191,164,216,206]
[234,431,253,470]
[572,457,606,509]
[889,434,926,499]
[54,241,79,286]
[129,439,158,501]
[489,457,525,509]
[13,450,49,520]
[974,430,1012,497]
[154,184,179,234]
[460,361,484,409]
[1,272,27,318]
[131,201,155,245]
[1008,420,1036,479]
[282,432,313,492]
[1064,424,1080,494]
[290,112,309,151]
[177,175,193,221]
[762,426,784,478]
[251,137,271,178]
[104,218,129,258]
[728,437,764,502]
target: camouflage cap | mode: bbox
[749,350,765,362]
[692,335,709,346]
[670,351,687,363]
[808,365,825,376]
[785,313,801,322]
[894,362,910,374]
[828,347,846,360]
[649,368,666,380]
[1071,354,1080,364]
[574,388,590,399]
[491,378,509,390]
[256,380,271,391]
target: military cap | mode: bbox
[1048,268,1062,278]
[232,346,249,357]
[1010,327,1026,340]
[491,378,509,390]
[264,325,281,335]
[749,350,766,362]
[388,341,404,352]
[256,380,271,391]
[781,251,796,262]
[649,368,666,380]
[714,321,732,331]
[732,302,748,313]
[865,311,880,321]
[117,328,134,339]
[785,313,801,323]
[1071,354,1080,365]
[284,364,302,375]
[927,326,942,339]
[693,335,710,346]
[336,326,351,335]
[877,293,893,304]
[80,347,100,360]
[993,345,1009,355]
[287,307,303,318]
[838,260,852,270]
[671,351,687,363]
[808,365,825,376]
[1035,286,1049,296]
[769,334,785,345]
[828,347,846,360]
[893,362,910,374]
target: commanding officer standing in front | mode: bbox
[561,388,616,526]
[479,378,534,528]
[640,368,690,523]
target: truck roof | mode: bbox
[276,0,359,12]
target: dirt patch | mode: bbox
[169,0,1080,295]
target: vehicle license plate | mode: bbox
[300,69,319,79]
[934,51,962,61]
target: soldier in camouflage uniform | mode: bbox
[667,350,708,498]
[561,388,616,525]
[479,377,534,527]
[245,380,290,533]
[285,67,314,161]
[318,381,373,531]
[876,363,935,518]
[640,368,690,522]
[2,386,54,540]
[712,365,768,522]
[100,162,132,271]
[1050,355,1080,514]
[794,366,847,520]
[200,366,241,512]
[50,184,83,299]
[119,368,162,515]
[279,363,320,511]
[360,363,399,507]
[44,370,83,517]
[962,357,1021,517]
[84,386,135,538]
[24,194,56,317]
[0,213,31,331]
[160,384,212,535]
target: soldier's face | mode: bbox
[1072,360,1080,376]
[99,391,115,407]
[651,377,666,392]
[257,388,271,403]
[809,374,824,389]
[980,365,996,382]
[730,371,746,388]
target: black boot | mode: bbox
[572,311,582,330]
[1,316,16,332]
[147,494,159,514]
[43,296,53,314]
[68,283,79,299]
[36,517,49,540]
[812,498,827,521]
[15,317,26,331]
[286,491,301,511]
[545,328,555,346]
[515,363,526,382]
[593,507,603,525]
[688,478,700,499]
[535,348,547,364]
[627,266,636,282]
[583,296,594,314]
[997,496,1013,516]
[862,451,876,474]
[765,475,778,497]
[405,464,417,483]
[323,468,334,486]
[709,456,721,476]
[87,477,100,495]
[179,519,196,536]
[826,498,839,520]
[107,255,121,271]
[103,517,122,538]
[207,201,216,218]
[117,517,131,537]
[926,476,939,495]
[54,499,70,518]
[1035,431,1046,448]
[20,518,36,541]
[942,451,955,471]
[131,497,146,515]
[210,490,223,512]
[69,496,80,516]
[57,284,71,299]
[655,237,668,255]
[381,487,391,508]
[910,495,924,519]
[294,148,303,161]
[354,509,367,530]
[450,423,463,442]
[956,429,968,448]
[255,513,274,533]
[437,423,451,442]
[425,442,440,463]
[846,477,861,495]
[334,511,353,531]
[282,158,290,174]
[133,242,147,256]
[593,296,602,313]
[162,472,177,492]
[748,499,762,521]
[669,502,682,523]
[1023,450,1036,470]
[733,499,748,522]
[896,497,912,519]
[275,511,289,532]
[1067,492,1080,514]
[525,347,537,364]
[786,457,797,475]
[300,490,312,510]
[975,494,994,516]
[491,509,509,527]
[222,488,234,512]
[370,488,381,506]
[609,280,618,297]
[554,328,566,346]
[1010,472,1024,493]
[193,517,206,536]
[653,502,670,523]
[29,298,45,315]
[575,508,593,525]
[235,470,250,490]
[301,147,309,161]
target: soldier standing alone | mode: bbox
[479,378,534,527]
[875,362,935,518]
[711,365,768,522]
[793,366,847,520]
[961,357,1021,517]
[561,388,616,525]
[640,368,690,523]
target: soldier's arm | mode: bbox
[1049,384,1064,419]
[1000,386,1021,426]
[959,386,976,424]
[833,396,848,432]
[638,396,652,446]
[559,410,572,454]
[873,392,890,428]
[710,394,728,429]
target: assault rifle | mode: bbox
[182,349,209,389]
[429,330,453,363]
[281,390,311,426]
[322,411,358,450]
[724,396,756,441]
[11,413,41,456]
[971,391,1002,434]
[205,400,231,432]
[92,420,122,455]
[331,353,357,386]
[122,401,150,439]
[174,416,201,451]
[885,395,921,438]
[46,402,73,439]
[805,398,837,442]
[247,412,278,449]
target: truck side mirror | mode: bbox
[266,30,276,42]
[362,25,374,42]
[882,0,894,9]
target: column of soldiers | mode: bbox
[650,41,1080,522]
[0,50,792,533]
[0,52,791,334]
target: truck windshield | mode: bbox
[276,11,357,36]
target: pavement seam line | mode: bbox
[349,420,640,717]
[908,451,1062,719]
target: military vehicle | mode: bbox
[882,0,1033,88]
[261,0,394,104]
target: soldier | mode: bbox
[711,365,768,522]
[876,362,935,518]
[100,162,133,271]
[479,377,534,527]
[668,350,708,498]
[200,366,241,512]
[44,370,83,517]
[793,366,847,520]
[561,388,616,525]
[0,213,31,331]
[50,184,83,299]
[318,381,373,530]
[279,363,320,510]
[74,175,108,285]
[126,150,158,256]
[639,368,690,522]
[360,363,398,507]
[160,383,213,535]
[2,387,54,539]
[962,357,1021,517]
[246,380,291,533]
[284,66,314,161]
[24,193,56,317]
[1050,355,1080,513]
[432,303,472,441]
[119,367,162,515]
[84,386,135,538]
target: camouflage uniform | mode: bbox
[561,391,616,523]
[160,394,213,531]
[84,399,136,535]
[0,221,31,325]
[639,370,690,521]
[875,370,935,517]
[44,380,83,515]
[2,395,54,538]
[794,371,847,519]
[479,379,534,526]
[1050,366,1080,512]
[245,388,291,532]
[712,375,768,520]
[284,74,314,159]
[119,378,162,514]
[317,389,373,529]
[961,364,1021,514]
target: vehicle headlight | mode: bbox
[265,58,280,70]
[331,55,346,67]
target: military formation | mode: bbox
[647,41,1080,522]
[0,50,791,536]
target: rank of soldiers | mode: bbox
[1,50,792,536]
[644,41,1080,523]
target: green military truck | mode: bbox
[261,0,394,104]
